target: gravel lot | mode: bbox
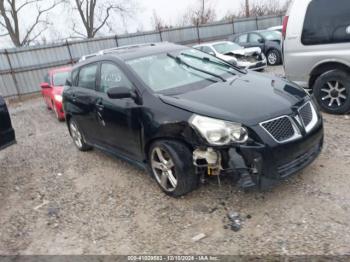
[1,66,350,255]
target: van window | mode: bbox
[302,0,350,45]
[78,63,98,90]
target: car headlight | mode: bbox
[189,115,248,145]
[54,94,62,102]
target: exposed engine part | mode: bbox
[193,148,222,176]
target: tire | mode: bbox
[266,49,281,66]
[148,140,199,197]
[313,69,350,114]
[68,118,92,151]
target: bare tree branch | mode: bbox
[0,0,63,47]
[72,0,135,38]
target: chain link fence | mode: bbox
[0,15,283,98]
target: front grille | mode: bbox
[277,143,321,178]
[299,102,313,127]
[261,116,295,142]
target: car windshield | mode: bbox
[260,30,282,41]
[126,49,237,92]
[53,71,70,86]
[213,42,242,54]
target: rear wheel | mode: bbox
[313,69,350,114]
[69,118,92,151]
[149,140,198,197]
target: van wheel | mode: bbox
[149,140,199,197]
[69,118,92,151]
[313,70,350,114]
[266,49,281,65]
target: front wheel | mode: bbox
[313,69,350,114]
[149,140,199,197]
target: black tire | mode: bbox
[313,69,350,114]
[68,118,92,151]
[266,49,281,66]
[148,140,199,197]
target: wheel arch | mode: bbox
[309,61,350,89]
[143,137,194,163]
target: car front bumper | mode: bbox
[233,120,324,188]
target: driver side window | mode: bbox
[99,63,133,93]
[249,33,263,43]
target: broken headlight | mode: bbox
[189,114,248,145]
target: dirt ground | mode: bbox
[1,66,350,255]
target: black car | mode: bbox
[230,30,282,66]
[63,43,323,197]
[0,96,16,150]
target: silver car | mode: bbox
[283,0,350,114]
[194,41,267,71]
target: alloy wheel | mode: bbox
[151,147,177,192]
[268,52,277,65]
[70,121,83,149]
[321,81,348,108]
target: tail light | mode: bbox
[282,16,289,40]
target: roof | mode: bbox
[194,41,232,47]
[78,42,188,66]
[49,66,72,73]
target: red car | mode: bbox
[40,66,71,121]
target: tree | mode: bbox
[0,0,63,47]
[71,0,135,38]
[223,0,291,21]
[245,0,250,17]
[177,0,216,26]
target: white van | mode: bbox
[283,0,350,114]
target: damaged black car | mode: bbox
[0,96,16,150]
[63,43,323,197]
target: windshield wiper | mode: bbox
[180,52,247,74]
[167,53,226,82]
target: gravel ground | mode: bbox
[1,66,350,255]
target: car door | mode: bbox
[69,62,101,143]
[94,61,142,160]
[248,33,265,52]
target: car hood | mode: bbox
[159,72,308,126]
[224,47,261,57]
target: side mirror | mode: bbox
[209,51,216,56]
[40,82,51,89]
[65,79,72,87]
[107,87,133,99]
[258,38,265,43]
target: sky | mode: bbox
[0,0,288,48]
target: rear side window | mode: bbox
[78,63,98,90]
[237,34,248,43]
[302,0,350,45]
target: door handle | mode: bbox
[96,101,104,111]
